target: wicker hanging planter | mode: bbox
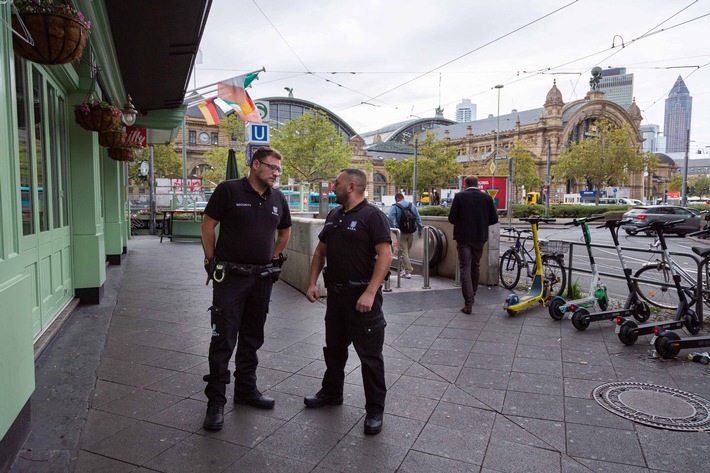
[74,107,121,132]
[107,146,135,162]
[98,128,127,148]
[12,13,87,65]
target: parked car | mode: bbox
[622,205,702,236]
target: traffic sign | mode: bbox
[489,162,496,173]
[246,143,265,166]
[246,123,269,142]
[487,188,499,198]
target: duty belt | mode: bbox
[328,280,371,289]
[213,261,271,283]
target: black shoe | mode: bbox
[234,390,275,409]
[303,390,344,408]
[203,405,224,431]
[364,412,383,435]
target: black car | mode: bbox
[622,205,703,236]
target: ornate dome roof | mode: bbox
[627,97,641,118]
[545,80,563,106]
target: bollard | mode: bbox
[383,274,391,292]
[390,228,402,288]
[422,226,431,289]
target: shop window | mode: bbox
[16,58,34,236]
[32,68,49,232]
[59,97,69,227]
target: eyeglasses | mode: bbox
[257,160,282,174]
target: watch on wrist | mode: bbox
[204,257,214,266]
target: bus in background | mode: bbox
[526,192,541,205]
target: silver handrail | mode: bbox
[390,228,402,288]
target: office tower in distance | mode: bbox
[599,67,634,109]
[456,99,476,123]
[664,75,693,153]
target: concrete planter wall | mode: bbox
[279,215,500,295]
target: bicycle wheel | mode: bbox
[539,255,566,298]
[499,249,522,290]
[633,263,680,310]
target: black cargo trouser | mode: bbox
[321,284,387,415]
[203,273,273,406]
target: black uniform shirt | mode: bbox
[205,177,291,264]
[319,199,392,284]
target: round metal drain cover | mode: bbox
[593,382,710,431]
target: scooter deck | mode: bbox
[506,275,546,312]
[578,308,633,322]
[618,319,685,336]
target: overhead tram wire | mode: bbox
[358,0,580,105]
[421,5,710,116]
[252,0,394,110]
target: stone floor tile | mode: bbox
[384,392,438,422]
[502,391,565,421]
[147,398,210,432]
[388,374,448,400]
[470,340,517,355]
[146,371,205,398]
[96,357,176,388]
[506,415,567,452]
[397,450,478,473]
[84,421,189,465]
[464,352,514,371]
[482,438,561,473]
[200,408,285,448]
[95,388,183,420]
[290,404,364,434]
[514,343,562,361]
[566,423,646,466]
[318,435,409,472]
[456,367,510,390]
[511,356,563,377]
[636,424,710,472]
[79,410,137,448]
[507,371,564,396]
[564,397,635,430]
[222,449,314,473]
[346,413,425,449]
[412,423,488,465]
[73,450,136,473]
[458,386,506,411]
[89,380,137,408]
[144,433,248,473]
[428,401,496,434]
[144,351,205,371]
[568,457,651,473]
[254,422,341,464]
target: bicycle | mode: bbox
[632,225,710,310]
[499,226,567,298]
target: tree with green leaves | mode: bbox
[269,110,352,184]
[381,131,462,199]
[552,118,657,203]
[127,143,182,182]
[667,173,684,193]
[693,174,710,197]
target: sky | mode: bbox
[194,0,710,154]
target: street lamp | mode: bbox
[413,136,419,205]
[494,85,503,212]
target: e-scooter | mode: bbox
[569,219,651,331]
[548,216,608,320]
[503,217,557,316]
[615,220,702,345]
[653,237,710,359]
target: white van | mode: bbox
[599,197,643,206]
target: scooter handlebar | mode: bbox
[636,219,685,232]
[564,215,604,226]
[597,218,631,229]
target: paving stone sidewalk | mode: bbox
[11,237,710,473]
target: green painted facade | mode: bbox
[0,0,208,457]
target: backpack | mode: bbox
[395,202,417,234]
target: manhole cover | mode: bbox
[593,382,710,431]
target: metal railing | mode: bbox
[558,239,706,326]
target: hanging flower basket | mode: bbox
[98,126,127,148]
[11,0,91,65]
[107,146,134,162]
[74,97,122,132]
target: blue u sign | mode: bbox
[249,124,269,142]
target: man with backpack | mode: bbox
[388,193,423,278]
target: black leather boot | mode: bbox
[203,405,224,431]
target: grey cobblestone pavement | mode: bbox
[11,237,710,472]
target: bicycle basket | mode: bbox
[539,239,570,255]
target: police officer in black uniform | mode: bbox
[304,168,392,435]
[201,147,291,431]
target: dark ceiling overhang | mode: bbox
[104,0,212,129]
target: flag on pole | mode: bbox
[217,72,262,123]
[197,99,220,125]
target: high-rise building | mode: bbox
[640,124,662,153]
[663,75,693,153]
[456,99,476,123]
[599,67,634,109]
